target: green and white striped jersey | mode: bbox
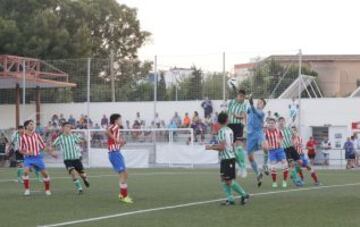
[227,99,248,124]
[53,133,82,160]
[281,127,293,148]
[217,126,236,160]
[11,131,20,150]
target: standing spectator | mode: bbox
[154,113,161,128]
[212,112,218,124]
[183,113,191,128]
[201,97,213,118]
[68,115,76,127]
[344,137,355,169]
[321,138,331,166]
[51,114,59,127]
[172,112,182,128]
[101,114,109,128]
[35,123,45,136]
[288,98,299,125]
[306,137,317,165]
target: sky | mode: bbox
[119,0,360,71]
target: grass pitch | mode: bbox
[1,168,360,227]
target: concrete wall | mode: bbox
[1,98,360,142]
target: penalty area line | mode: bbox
[38,182,360,227]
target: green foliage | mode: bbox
[0,0,152,103]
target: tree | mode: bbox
[0,0,152,103]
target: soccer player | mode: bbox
[246,96,266,187]
[51,122,90,194]
[107,114,133,204]
[20,120,57,196]
[227,89,248,178]
[277,117,302,186]
[10,126,42,183]
[265,118,289,188]
[292,127,320,185]
[206,112,250,206]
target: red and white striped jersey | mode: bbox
[293,135,304,154]
[265,128,283,150]
[20,132,46,156]
[107,124,121,151]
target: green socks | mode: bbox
[263,151,269,166]
[74,179,83,191]
[222,182,234,202]
[16,168,23,179]
[231,181,246,196]
[235,146,246,169]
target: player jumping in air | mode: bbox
[20,120,57,196]
[246,95,266,187]
[227,89,248,178]
[265,118,289,188]
[107,114,133,204]
[51,122,90,194]
[292,126,320,186]
[277,117,303,186]
[206,112,250,206]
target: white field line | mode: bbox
[0,171,215,183]
[38,182,360,227]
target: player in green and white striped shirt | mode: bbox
[52,122,90,194]
[206,112,249,206]
[227,89,248,178]
[277,117,302,186]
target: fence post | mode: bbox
[22,59,26,122]
[110,51,115,102]
[154,55,158,119]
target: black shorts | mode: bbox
[220,158,236,180]
[285,147,300,162]
[228,123,244,142]
[308,153,316,160]
[15,150,24,162]
[64,159,84,174]
[346,153,355,160]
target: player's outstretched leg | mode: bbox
[230,180,249,205]
[307,166,320,186]
[23,167,31,196]
[40,170,51,195]
[282,161,289,188]
[80,172,90,188]
[263,150,269,176]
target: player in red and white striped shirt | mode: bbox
[106,114,133,204]
[265,118,289,188]
[292,127,320,185]
[20,120,57,196]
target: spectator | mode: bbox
[136,112,144,125]
[306,137,317,165]
[101,114,109,128]
[289,98,299,124]
[172,112,182,127]
[132,120,141,140]
[154,113,161,128]
[59,114,66,126]
[192,111,200,124]
[94,123,101,129]
[183,113,191,127]
[321,138,331,166]
[344,137,356,169]
[168,120,178,129]
[212,112,218,124]
[68,115,76,126]
[51,114,59,127]
[35,123,45,136]
[201,97,213,118]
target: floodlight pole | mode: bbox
[22,59,26,122]
[298,49,302,136]
[110,50,115,102]
[222,52,226,101]
[154,55,158,120]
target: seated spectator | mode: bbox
[94,123,101,129]
[132,120,141,140]
[136,112,144,125]
[51,114,59,127]
[172,112,182,128]
[59,114,66,126]
[68,115,76,126]
[101,114,109,128]
[168,120,178,129]
[154,113,161,128]
[183,113,191,127]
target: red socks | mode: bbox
[120,183,128,198]
[43,177,50,191]
[23,176,30,190]
[271,170,277,182]
[283,168,289,181]
[298,169,304,180]
[311,171,318,183]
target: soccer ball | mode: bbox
[227,77,238,90]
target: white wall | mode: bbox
[1,98,360,140]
